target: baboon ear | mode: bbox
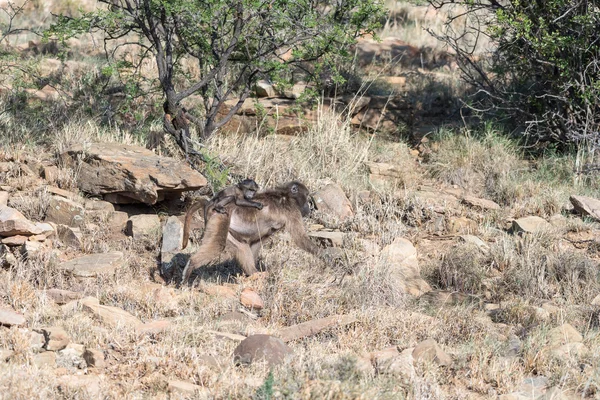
[290,184,298,194]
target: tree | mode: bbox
[48,0,384,158]
[428,0,600,146]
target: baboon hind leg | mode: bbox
[226,233,258,276]
[181,212,230,284]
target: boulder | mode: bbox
[380,237,431,296]
[38,326,70,351]
[0,205,43,236]
[58,251,124,277]
[2,235,28,246]
[62,143,208,204]
[55,224,83,249]
[45,196,85,228]
[312,184,354,221]
[126,214,161,238]
[233,334,292,366]
[570,195,600,221]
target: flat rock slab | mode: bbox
[62,143,208,205]
[0,205,43,237]
[58,251,124,277]
[0,307,26,326]
[570,195,600,221]
[308,231,345,246]
[43,289,83,305]
[462,195,500,210]
[512,216,552,234]
[81,297,142,328]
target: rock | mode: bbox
[254,80,277,98]
[541,302,560,316]
[275,314,357,342]
[512,216,552,234]
[27,329,46,352]
[459,235,490,251]
[136,320,171,335]
[592,294,600,306]
[20,241,44,257]
[0,307,26,326]
[380,237,430,295]
[517,376,548,398]
[411,189,459,207]
[550,342,588,359]
[46,186,78,200]
[412,339,452,366]
[41,166,59,183]
[379,348,415,382]
[81,297,142,328]
[44,289,83,305]
[447,216,478,234]
[240,288,264,310]
[365,162,404,178]
[34,222,54,236]
[570,195,600,221]
[62,143,208,205]
[33,351,56,367]
[83,348,105,368]
[168,380,209,397]
[126,214,161,238]
[84,199,115,212]
[201,285,237,299]
[354,354,374,375]
[537,387,578,400]
[58,375,102,398]
[58,251,124,277]
[548,323,583,346]
[462,195,500,210]
[45,196,85,228]
[233,334,293,366]
[313,184,354,221]
[0,191,8,206]
[39,327,70,351]
[106,211,129,232]
[0,205,43,236]
[1,235,28,246]
[55,224,83,249]
[498,394,531,400]
[308,231,345,247]
[161,216,183,253]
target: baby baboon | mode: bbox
[181,181,320,283]
[181,179,263,250]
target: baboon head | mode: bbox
[238,179,260,200]
[286,181,311,217]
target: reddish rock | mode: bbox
[233,334,293,366]
[240,288,264,310]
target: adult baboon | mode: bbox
[181,179,263,249]
[181,181,320,283]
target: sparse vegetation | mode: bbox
[0,1,599,399]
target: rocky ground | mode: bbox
[1,124,600,399]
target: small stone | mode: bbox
[517,376,548,398]
[0,307,26,326]
[44,289,83,305]
[447,217,478,234]
[254,80,277,98]
[459,235,490,251]
[548,323,583,346]
[365,162,404,178]
[308,231,345,247]
[58,251,124,277]
[20,241,43,257]
[201,285,237,299]
[240,288,264,310]
[126,214,161,238]
[83,348,105,368]
[39,326,70,351]
[42,166,59,183]
[136,320,171,335]
[81,297,142,328]
[512,216,552,234]
[55,224,83,249]
[412,339,452,366]
[462,195,500,210]
[168,380,208,396]
[45,196,85,228]
[33,351,56,367]
[233,334,293,366]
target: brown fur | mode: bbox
[181,179,262,249]
[181,181,320,283]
